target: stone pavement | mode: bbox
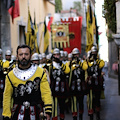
[0,75,120,120]
[99,75,120,120]
[66,74,120,120]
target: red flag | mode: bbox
[47,17,53,31]
[61,17,82,53]
[8,0,20,23]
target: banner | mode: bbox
[25,8,39,54]
[43,18,50,53]
[51,23,69,49]
[61,17,82,53]
[47,17,53,32]
[25,7,32,46]
[86,3,94,52]
[8,0,20,23]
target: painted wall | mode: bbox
[9,0,55,56]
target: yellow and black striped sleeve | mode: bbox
[96,59,105,69]
[2,73,13,118]
[61,62,70,74]
[79,60,88,71]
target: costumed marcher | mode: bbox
[60,51,64,61]
[1,50,16,108]
[9,55,17,73]
[3,50,14,75]
[66,52,73,114]
[43,54,52,85]
[11,55,16,63]
[86,46,105,120]
[69,48,88,120]
[31,53,40,65]
[39,54,43,68]
[63,51,68,64]
[42,53,46,67]
[61,50,71,114]
[44,54,52,70]
[46,53,52,68]
[0,48,5,108]
[5,50,12,61]
[50,48,70,120]
[2,44,52,120]
[68,53,72,62]
[31,52,51,118]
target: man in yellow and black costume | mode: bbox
[2,44,52,120]
[86,46,105,120]
[50,48,70,120]
[69,48,88,120]
[3,50,16,75]
[0,48,5,108]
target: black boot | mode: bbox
[73,116,77,120]
[89,114,93,120]
[96,112,100,120]
[0,100,2,108]
[79,114,83,120]
[60,118,64,120]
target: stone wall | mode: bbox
[108,40,118,79]
[1,1,11,59]
[116,1,120,33]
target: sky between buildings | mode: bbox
[61,0,108,62]
[95,0,108,62]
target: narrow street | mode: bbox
[65,74,120,120]
[0,0,119,120]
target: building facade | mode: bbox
[60,0,96,57]
[1,0,55,58]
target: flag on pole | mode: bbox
[86,1,94,52]
[43,17,50,53]
[47,17,53,32]
[28,12,36,52]
[95,15,99,47]
[25,8,39,54]
[47,16,53,53]
[33,12,39,53]
[8,0,20,23]
[25,6,32,46]
[61,17,82,53]
[51,23,70,49]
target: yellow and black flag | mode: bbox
[25,7,39,53]
[25,6,32,46]
[95,14,99,48]
[86,1,94,52]
[43,17,50,53]
[33,11,39,53]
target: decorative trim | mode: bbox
[13,64,37,81]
